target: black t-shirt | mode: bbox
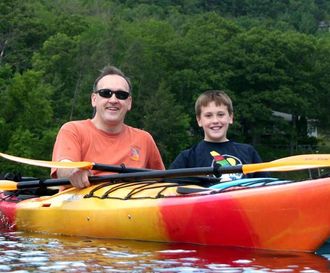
[170,140,267,180]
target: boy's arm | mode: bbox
[169,151,189,169]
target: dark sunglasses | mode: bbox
[94,89,130,100]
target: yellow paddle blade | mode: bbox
[273,154,330,163]
[243,155,330,174]
[0,180,18,191]
[0,152,93,169]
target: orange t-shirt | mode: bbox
[51,119,165,177]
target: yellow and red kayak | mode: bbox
[0,177,330,252]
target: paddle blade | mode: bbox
[243,155,330,174]
[0,152,92,169]
[274,154,330,163]
[0,180,18,191]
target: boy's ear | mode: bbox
[229,113,234,124]
[196,116,202,127]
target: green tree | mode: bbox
[0,0,57,71]
[0,69,55,175]
[110,18,179,128]
[32,33,87,122]
[142,82,191,166]
[313,36,330,130]
[223,28,322,151]
[164,13,240,119]
[283,0,320,34]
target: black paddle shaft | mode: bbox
[91,164,243,182]
[15,164,243,189]
[92,163,150,173]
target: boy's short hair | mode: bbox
[195,90,233,117]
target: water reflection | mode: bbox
[0,232,329,272]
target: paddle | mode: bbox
[0,152,149,173]
[1,152,329,172]
[0,176,221,191]
[0,154,329,191]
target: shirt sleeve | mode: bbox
[169,150,189,169]
[50,122,82,177]
[145,133,165,170]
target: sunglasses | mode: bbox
[94,89,130,100]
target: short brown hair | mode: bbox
[93,65,132,93]
[195,90,233,117]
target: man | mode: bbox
[51,65,164,188]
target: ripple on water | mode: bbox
[0,265,11,271]
[102,250,142,258]
[39,261,88,272]
[0,233,329,272]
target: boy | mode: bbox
[170,90,266,181]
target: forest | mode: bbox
[1,0,330,177]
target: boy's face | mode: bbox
[196,101,233,142]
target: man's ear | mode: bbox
[127,96,132,111]
[91,92,97,107]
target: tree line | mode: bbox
[0,0,330,177]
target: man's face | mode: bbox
[91,75,132,129]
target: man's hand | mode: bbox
[67,168,91,189]
[56,160,92,189]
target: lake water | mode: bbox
[0,232,329,272]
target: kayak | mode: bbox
[0,176,330,252]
